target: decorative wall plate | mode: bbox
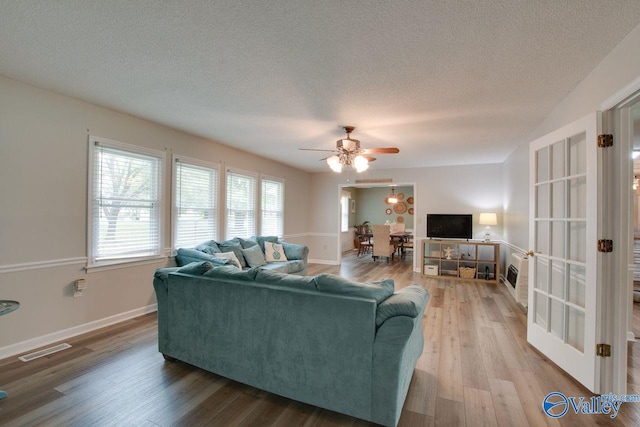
[393,201,407,214]
[397,216,404,223]
[397,192,405,200]
[408,207,414,215]
[407,196,414,204]
[386,208,392,215]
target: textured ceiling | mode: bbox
[2,1,640,172]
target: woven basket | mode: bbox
[459,267,476,279]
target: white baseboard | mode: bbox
[0,304,157,361]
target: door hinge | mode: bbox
[597,134,613,147]
[596,343,611,357]
[597,239,613,253]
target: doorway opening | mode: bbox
[337,182,418,271]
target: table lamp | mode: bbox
[479,213,497,242]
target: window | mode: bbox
[341,191,351,232]
[226,168,257,239]
[88,136,164,267]
[261,176,284,237]
[173,156,219,249]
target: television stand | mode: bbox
[421,239,500,282]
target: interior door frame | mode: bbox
[607,92,640,394]
[336,181,418,271]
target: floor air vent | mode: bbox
[19,343,72,362]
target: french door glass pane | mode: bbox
[536,147,549,183]
[535,291,548,329]
[551,181,565,218]
[568,133,586,176]
[550,260,565,298]
[535,257,549,292]
[567,307,585,353]
[569,178,587,218]
[537,184,549,218]
[536,221,549,254]
[568,264,586,308]
[550,298,565,340]
[551,221,565,258]
[568,221,587,263]
[551,140,566,179]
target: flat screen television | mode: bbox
[426,214,473,240]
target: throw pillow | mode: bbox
[214,252,242,269]
[264,242,288,263]
[241,244,267,268]
[256,235,279,252]
[218,240,247,268]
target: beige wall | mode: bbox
[308,164,505,268]
[0,76,310,356]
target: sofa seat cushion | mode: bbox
[375,285,430,326]
[203,266,259,281]
[314,274,394,303]
[241,244,267,268]
[260,260,305,274]
[255,269,316,291]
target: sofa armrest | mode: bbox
[280,241,309,262]
[371,289,429,427]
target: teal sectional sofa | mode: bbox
[153,262,429,426]
[175,236,308,275]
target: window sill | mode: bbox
[85,255,167,274]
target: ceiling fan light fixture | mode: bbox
[354,155,369,172]
[327,155,343,173]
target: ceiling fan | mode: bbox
[299,126,400,173]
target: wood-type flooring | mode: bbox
[2,250,640,426]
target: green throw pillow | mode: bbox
[241,244,267,268]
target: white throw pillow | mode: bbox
[214,251,242,269]
[264,242,288,262]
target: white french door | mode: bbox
[527,112,604,393]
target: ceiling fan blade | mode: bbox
[299,148,337,152]
[361,147,400,154]
[363,155,377,162]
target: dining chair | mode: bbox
[354,232,373,257]
[372,225,397,262]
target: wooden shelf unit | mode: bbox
[421,239,500,283]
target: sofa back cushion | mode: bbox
[176,261,214,276]
[203,265,259,281]
[194,240,221,254]
[255,269,316,291]
[255,235,279,252]
[313,274,394,303]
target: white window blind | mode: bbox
[226,169,257,239]
[89,137,164,266]
[261,177,284,237]
[174,157,219,248]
